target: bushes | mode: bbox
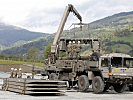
[115,28,131,37]
[104,40,133,55]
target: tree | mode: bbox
[114,28,131,37]
[44,44,51,59]
[27,46,39,61]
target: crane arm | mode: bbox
[51,4,82,53]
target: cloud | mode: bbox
[21,7,63,33]
[0,0,132,33]
[79,0,133,22]
[21,5,83,33]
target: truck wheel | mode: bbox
[92,76,104,94]
[49,73,58,80]
[129,86,133,92]
[78,75,89,91]
[113,84,126,93]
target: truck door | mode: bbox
[100,57,110,78]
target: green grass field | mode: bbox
[0,60,44,67]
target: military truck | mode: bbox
[42,37,101,91]
[43,51,133,93]
[42,4,133,93]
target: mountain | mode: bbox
[1,11,133,57]
[0,23,49,48]
[0,36,53,57]
[89,11,133,28]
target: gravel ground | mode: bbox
[0,90,133,100]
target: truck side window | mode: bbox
[124,58,133,68]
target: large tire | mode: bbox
[78,75,89,91]
[113,84,126,93]
[49,73,58,80]
[92,76,104,94]
[129,86,133,92]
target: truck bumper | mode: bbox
[108,75,133,84]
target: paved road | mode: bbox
[0,90,133,100]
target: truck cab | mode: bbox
[99,53,133,78]
[97,53,133,93]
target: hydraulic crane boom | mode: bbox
[51,4,82,54]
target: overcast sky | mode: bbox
[0,0,132,33]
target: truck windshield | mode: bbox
[111,57,122,67]
[124,58,133,68]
